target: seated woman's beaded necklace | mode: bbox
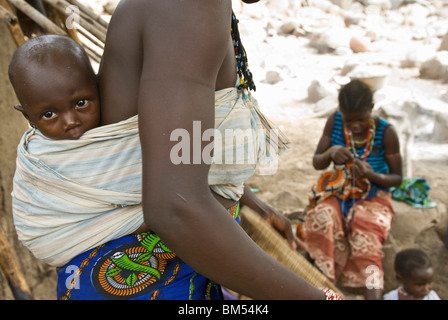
[344,116,376,162]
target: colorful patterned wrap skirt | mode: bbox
[304,191,394,289]
[57,203,240,300]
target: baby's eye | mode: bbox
[76,99,88,108]
[42,111,55,119]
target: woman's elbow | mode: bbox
[312,157,328,171]
[141,193,198,236]
[141,193,176,232]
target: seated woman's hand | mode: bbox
[352,159,374,180]
[330,145,354,165]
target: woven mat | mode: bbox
[239,205,340,296]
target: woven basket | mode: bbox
[240,205,340,294]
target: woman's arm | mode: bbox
[313,112,354,170]
[353,124,403,188]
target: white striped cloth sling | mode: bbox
[12,87,289,266]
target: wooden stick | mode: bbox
[38,0,102,64]
[83,44,101,63]
[79,11,107,39]
[66,0,108,29]
[0,0,25,46]
[75,24,104,50]
[42,1,82,45]
[0,227,33,300]
[42,0,106,42]
[8,0,65,35]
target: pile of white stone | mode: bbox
[235,0,448,170]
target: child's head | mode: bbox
[338,79,374,135]
[9,35,100,140]
[395,248,435,299]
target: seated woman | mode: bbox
[304,79,403,300]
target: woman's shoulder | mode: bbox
[376,115,390,126]
[327,110,340,123]
[322,110,339,128]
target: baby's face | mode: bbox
[19,61,100,140]
[402,267,434,299]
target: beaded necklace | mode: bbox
[231,12,256,92]
[344,116,376,162]
[341,116,375,224]
[230,12,290,152]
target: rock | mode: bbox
[375,86,448,144]
[343,13,362,27]
[309,28,350,54]
[314,94,339,117]
[360,0,392,10]
[340,60,359,76]
[279,20,298,35]
[438,32,448,51]
[365,29,380,42]
[307,80,338,103]
[400,48,434,68]
[265,70,283,85]
[331,0,353,10]
[400,3,432,27]
[389,0,404,9]
[349,36,370,53]
[419,51,448,80]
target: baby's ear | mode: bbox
[14,104,29,119]
[13,104,34,128]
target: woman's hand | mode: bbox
[352,159,374,180]
[240,185,299,250]
[329,145,354,165]
[261,207,303,250]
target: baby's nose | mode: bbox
[63,111,81,129]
